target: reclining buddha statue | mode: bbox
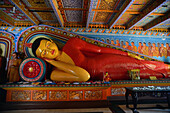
[25,37,170,82]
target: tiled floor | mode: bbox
[119,104,170,113]
[1,108,112,113]
[1,104,170,113]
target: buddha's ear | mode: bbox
[49,39,53,42]
[24,43,33,48]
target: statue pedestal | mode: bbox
[1,79,170,102]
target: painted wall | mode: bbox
[0,25,170,63]
[80,34,170,63]
[63,28,170,63]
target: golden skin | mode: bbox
[36,39,90,82]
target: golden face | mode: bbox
[36,39,59,59]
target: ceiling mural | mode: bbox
[98,0,117,10]
[65,10,82,22]
[1,8,29,21]
[0,0,169,31]
[21,0,58,23]
[0,0,30,24]
[62,0,83,8]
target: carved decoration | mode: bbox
[49,90,67,100]
[65,10,82,22]
[99,0,117,10]
[32,90,47,100]
[26,0,47,7]
[62,0,83,8]
[69,91,83,100]
[85,90,103,100]
[36,12,54,20]
[95,12,110,22]
[111,88,126,95]
[11,90,31,101]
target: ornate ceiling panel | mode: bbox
[65,10,82,22]
[98,0,117,10]
[0,0,169,31]
[21,0,58,23]
[94,12,111,22]
[33,12,56,21]
[0,7,29,21]
[114,0,153,26]
[24,0,48,7]
[136,1,170,27]
[62,0,83,8]
[114,13,134,25]
[0,0,30,23]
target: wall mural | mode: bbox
[0,26,170,64]
[0,25,170,63]
[62,27,170,63]
[79,34,170,63]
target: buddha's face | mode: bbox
[36,39,59,59]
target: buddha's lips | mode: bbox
[52,50,55,55]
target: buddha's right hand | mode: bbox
[43,58,53,62]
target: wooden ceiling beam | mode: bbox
[82,0,89,24]
[0,4,14,8]
[92,9,119,13]
[57,8,165,16]
[109,0,134,29]
[28,7,53,10]
[143,10,170,31]
[10,0,39,25]
[125,11,165,15]
[0,10,15,26]
[126,0,166,29]
[49,0,64,27]
[86,0,94,29]
[58,8,88,11]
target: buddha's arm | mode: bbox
[44,59,90,81]
[67,38,128,56]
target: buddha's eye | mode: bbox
[46,42,51,48]
[41,50,46,56]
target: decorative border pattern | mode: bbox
[0,30,15,68]
[63,27,169,36]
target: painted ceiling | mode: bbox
[0,0,169,31]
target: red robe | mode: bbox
[63,37,169,80]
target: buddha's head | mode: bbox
[32,38,59,59]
